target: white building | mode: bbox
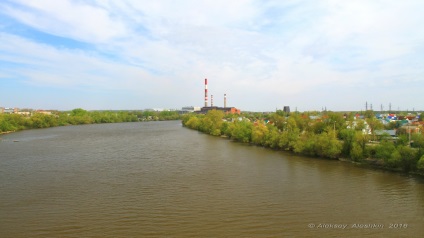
[181,106,201,113]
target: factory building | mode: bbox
[200,106,240,114]
[200,78,241,114]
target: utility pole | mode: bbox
[333,121,336,138]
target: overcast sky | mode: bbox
[1,0,423,112]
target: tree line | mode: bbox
[182,110,424,175]
[0,109,181,133]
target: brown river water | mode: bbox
[1,121,423,237]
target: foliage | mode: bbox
[374,140,396,162]
[396,146,417,172]
[231,120,252,143]
[0,109,179,134]
[251,122,269,146]
[339,129,355,157]
[315,131,341,159]
[180,110,422,173]
[417,155,424,172]
[350,142,365,162]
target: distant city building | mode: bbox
[145,108,165,112]
[3,108,15,114]
[283,106,290,114]
[16,111,31,116]
[181,106,201,113]
[35,110,52,115]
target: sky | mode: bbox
[1,0,423,112]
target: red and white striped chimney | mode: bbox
[224,93,227,108]
[204,78,208,107]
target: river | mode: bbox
[0,121,423,237]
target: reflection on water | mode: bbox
[0,121,423,237]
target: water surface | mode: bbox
[1,121,423,237]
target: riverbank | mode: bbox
[0,109,182,135]
[0,131,15,135]
[238,135,424,178]
[338,157,424,177]
[182,110,424,177]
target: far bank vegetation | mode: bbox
[0,108,181,134]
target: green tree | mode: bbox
[411,133,424,159]
[231,120,252,143]
[350,142,364,162]
[417,155,424,172]
[315,131,342,159]
[267,113,286,131]
[263,125,280,148]
[185,116,200,130]
[374,140,396,162]
[354,120,366,132]
[311,121,326,134]
[278,127,300,151]
[293,132,317,156]
[326,112,345,132]
[198,110,224,135]
[339,129,355,157]
[0,115,18,132]
[396,135,409,147]
[70,108,88,117]
[366,117,384,141]
[354,131,369,154]
[251,122,269,146]
[395,146,417,172]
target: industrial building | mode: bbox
[200,106,240,114]
[200,78,241,114]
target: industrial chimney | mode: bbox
[224,93,227,108]
[211,95,214,107]
[204,78,208,107]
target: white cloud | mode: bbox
[1,0,423,110]
[3,0,128,43]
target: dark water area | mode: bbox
[1,121,423,237]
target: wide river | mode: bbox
[0,121,423,237]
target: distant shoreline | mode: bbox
[0,131,15,135]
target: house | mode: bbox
[375,130,397,140]
[399,125,421,134]
[346,120,372,135]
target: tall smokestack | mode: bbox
[204,78,208,107]
[211,95,214,107]
[224,93,227,108]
